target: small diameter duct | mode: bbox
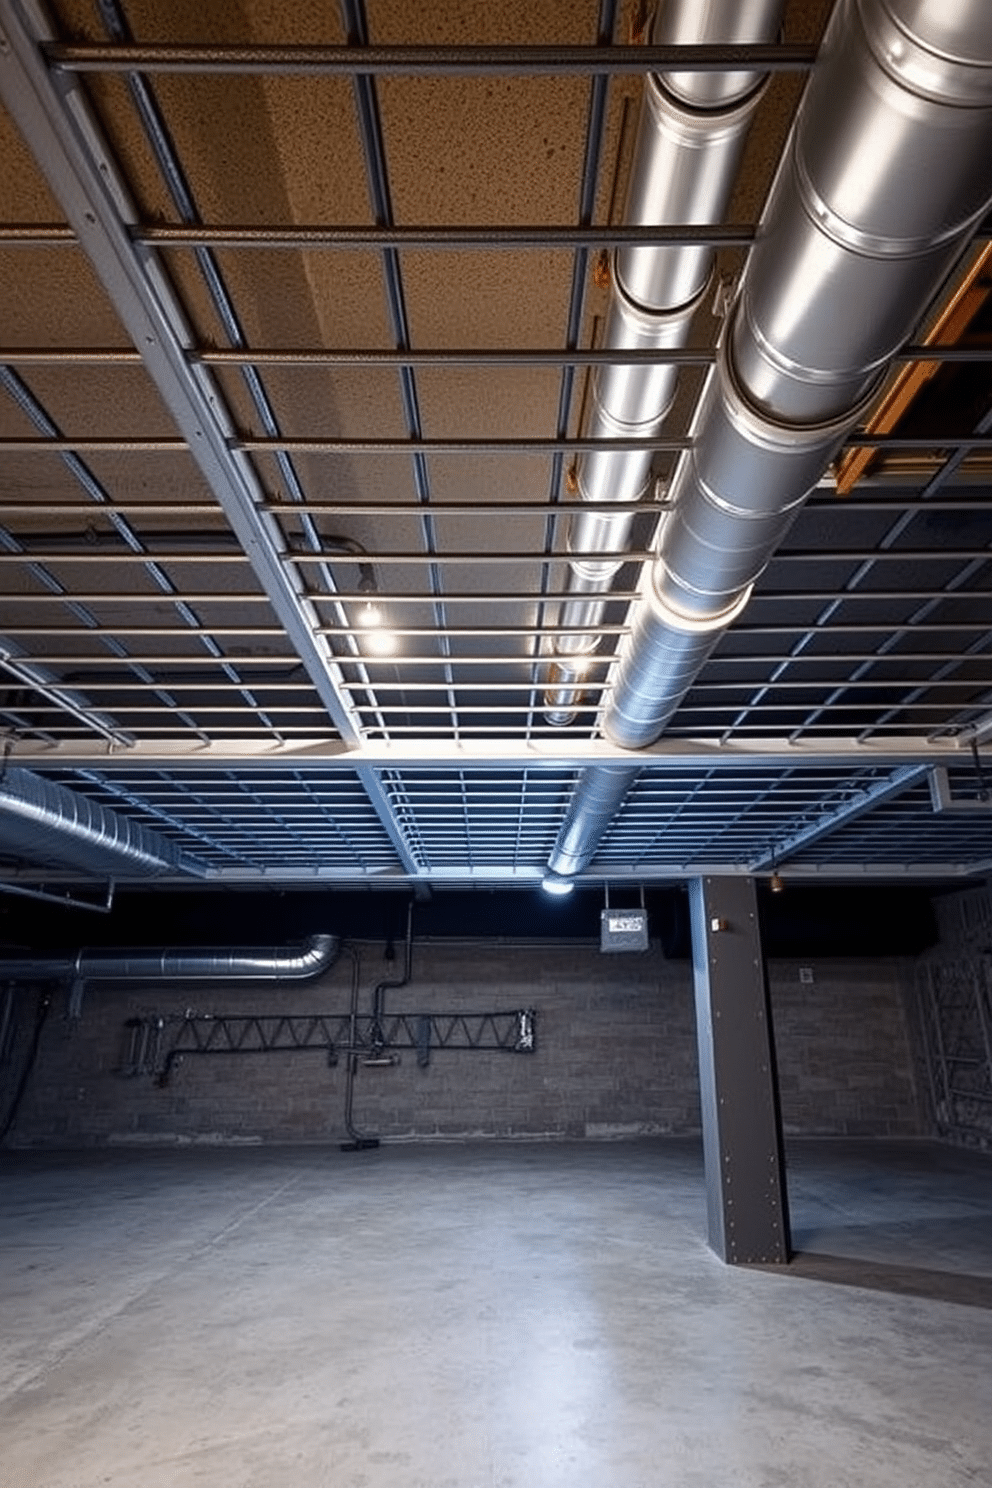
[0,766,205,879]
[544,0,785,725]
[549,0,992,879]
[0,934,341,1018]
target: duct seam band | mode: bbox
[722,312,889,437]
[736,288,892,395]
[610,249,710,329]
[648,579,753,635]
[793,150,985,263]
[566,555,624,581]
[860,0,992,109]
[643,64,771,133]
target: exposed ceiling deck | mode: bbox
[1,0,991,891]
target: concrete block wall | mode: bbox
[1,940,921,1146]
[769,958,921,1136]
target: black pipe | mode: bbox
[369,899,415,1054]
[339,943,378,1151]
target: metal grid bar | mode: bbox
[45,41,819,76]
[4,343,991,368]
[4,433,991,453]
[3,496,992,519]
[0,221,755,248]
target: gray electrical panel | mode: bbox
[600,907,649,953]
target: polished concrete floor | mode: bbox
[1,1139,990,1488]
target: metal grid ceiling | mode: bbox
[1,0,991,888]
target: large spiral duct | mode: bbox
[548,0,992,879]
[543,0,785,725]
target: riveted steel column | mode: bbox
[689,875,789,1264]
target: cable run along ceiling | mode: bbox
[1,0,992,893]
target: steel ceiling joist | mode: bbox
[2,736,976,770]
[44,40,818,77]
[746,763,931,871]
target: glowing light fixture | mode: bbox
[541,872,574,897]
[358,599,397,656]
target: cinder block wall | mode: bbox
[1,941,920,1146]
[769,958,920,1136]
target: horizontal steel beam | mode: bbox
[138,222,756,250]
[0,589,636,604]
[46,41,819,76]
[0,612,620,630]
[3,497,992,520]
[347,700,987,713]
[0,547,988,569]
[0,499,658,517]
[748,764,930,870]
[5,734,969,767]
[5,595,984,621]
[1,656,986,684]
[4,433,992,455]
[7,861,981,886]
[2,342,991,367]
[0,548,653,565]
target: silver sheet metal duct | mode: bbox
[549,0,992,878]
[0,933,340,991]
[0,766,205,879]
[544,0,785,725]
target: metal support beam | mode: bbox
[45,40,818,77]
[0,1,362,747]
[929,765,992,814]
[2,342,989,368]
[748,764,930,871]
[689,876,790,1266]
[2,735,972,769]
[0,0,425,876]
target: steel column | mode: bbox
[688,875,789,1264]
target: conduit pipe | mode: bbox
[544,0,785,725]
[0,766,206,879]
[549,0,992,877]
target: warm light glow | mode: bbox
[541,873,574,897]
[358,600,397,656]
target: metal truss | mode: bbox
[124,1006,537,1084]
